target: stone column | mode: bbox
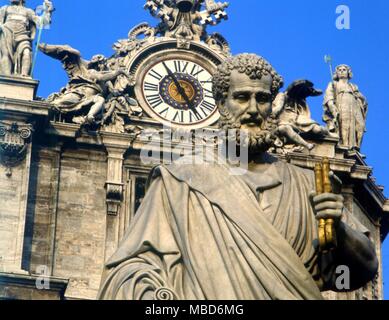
[0,121,33,274]
[0,76,47,275]
[101,132,134,263]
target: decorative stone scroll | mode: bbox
[0,121,32,177]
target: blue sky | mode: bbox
[6,0,388,299]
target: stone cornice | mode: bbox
[0,272,69,291]
[0,97,51,119]
[45,121,80,138]
[384,200,389,213]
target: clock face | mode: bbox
[140,58,219,128]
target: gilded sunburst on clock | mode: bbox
[159,73,204,110]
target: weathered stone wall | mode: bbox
[352,200,382,300]
[25,143,108,300]
[0,151,30,273]
[53,146,107,300]
[26,145,61,275]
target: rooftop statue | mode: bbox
[323,64,368,151]
[39,44,132,127]
[98,54,378,300]
[0,0,54,77]
[144,0,230,50]
[272,80,332,153]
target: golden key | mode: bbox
[314,158,338,252]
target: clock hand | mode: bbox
[162,62,198,114]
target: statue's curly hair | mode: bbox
[212,53,284,102]
[88,54,107,69]
[333,64,353,81]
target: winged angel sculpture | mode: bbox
[39,44,141,131]
[271,80,333,153]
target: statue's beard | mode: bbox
[220,115,277,155]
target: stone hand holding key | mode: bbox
[311,158,344,251]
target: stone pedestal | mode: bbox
[0,76,39,101]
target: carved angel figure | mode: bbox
[39,44,128,125]
[272,80,330,151]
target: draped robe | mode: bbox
[98,158,366,300]
[323,82,368,149]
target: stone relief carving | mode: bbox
[105,182,124,216]
[0,0,54,77]
[112,22,156,67]
[39,1,231,134]
[323,64,368,151]
[39,44,139,132]
[145,0,230,52]
[270,80,331,154]
[0,121,32,177]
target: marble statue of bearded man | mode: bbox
[98,54,378,300]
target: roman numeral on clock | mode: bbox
[146,94,163,108]
[189,110,203,123]
[174,60,189,73]
[149,69,163,81]
[144,82,159,91]
[173,111,184,123]
[201,77,213,85]
[159,107,169,117]
[200,100,216,117]
[190,65,205,78]
[204,88,214,99]
[201,100,215,112]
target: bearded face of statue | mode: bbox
[218,70,276,154]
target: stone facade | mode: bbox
[0,90,387,300]
[0,1,388,300]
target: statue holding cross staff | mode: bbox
[0,0,54,77]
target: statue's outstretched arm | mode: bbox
[88,69,127,83]
[38,43,87,78]
[39,43,81,61]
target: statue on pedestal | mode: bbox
[98,54,378,300]
[0,0,53,77]
[323,65,368,150]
